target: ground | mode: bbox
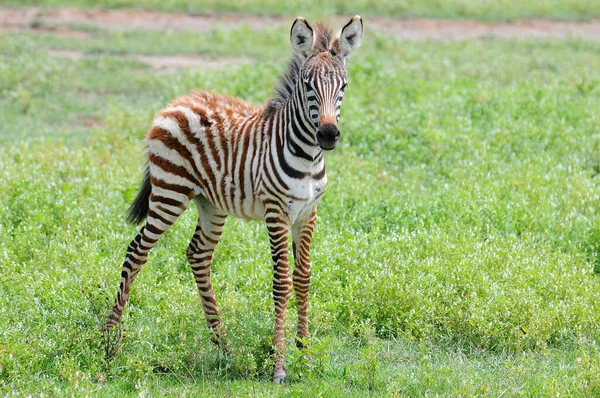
[1,2,600,397]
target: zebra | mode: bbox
[105,16,363,383]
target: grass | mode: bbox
[3,0,600,20]
[2,12,600,397]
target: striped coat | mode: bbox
[106,16,363,383]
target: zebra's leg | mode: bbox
[266,214,293,383]
[186,198,229,352]
[291,209,317,351]
[105,191,190,330]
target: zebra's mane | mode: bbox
[265,23,333,117]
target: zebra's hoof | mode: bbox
[222,344,232,359]
[103,322,115,332]
[273,369,288,384]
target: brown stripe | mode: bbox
[238,125,251,217]
[148,153,200,187]
[145,222,164,235]
[204,124,222,172]
[149,126,194,162]
[126,253,143,265]
[265,216,285,225]
[159,110,198,145]
[313,165,326,180]
[202,234,220,246]
[160,110,214,192]
[138,242,152,251]
[191,264,212,272]
[151,194,186,210]
[156,204,180,218]
[147,208,172,226]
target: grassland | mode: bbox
[2,7,600,397]
[4,0,600,21]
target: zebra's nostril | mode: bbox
[318,124,338,136]
[316,124,340,150]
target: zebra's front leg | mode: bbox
[291,210,317,351]
[266,216,293,383]
[186,198,229,353]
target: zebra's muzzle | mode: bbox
[316,123,340,151]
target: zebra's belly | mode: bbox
[204,178,265,221]
[201,175,326,224]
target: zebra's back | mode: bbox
[147,91,267,220]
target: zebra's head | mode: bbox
[290,16,363,151]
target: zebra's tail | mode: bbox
[126,165,151,225]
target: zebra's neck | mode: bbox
[279,80,323,172]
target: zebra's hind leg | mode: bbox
[186,197,229,353]
[105,190,191,330]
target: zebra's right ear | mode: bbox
[290,17,314,58]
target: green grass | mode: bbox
[2,18,600,397]
[4,0,600,20]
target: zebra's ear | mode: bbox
[333,15,363,58]
[290,17,314,58]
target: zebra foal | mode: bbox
[105,16,363,383]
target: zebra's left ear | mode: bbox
[332,15,363,59]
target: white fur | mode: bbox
[337,16,363,58]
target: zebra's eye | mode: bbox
[341,82,348,91]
